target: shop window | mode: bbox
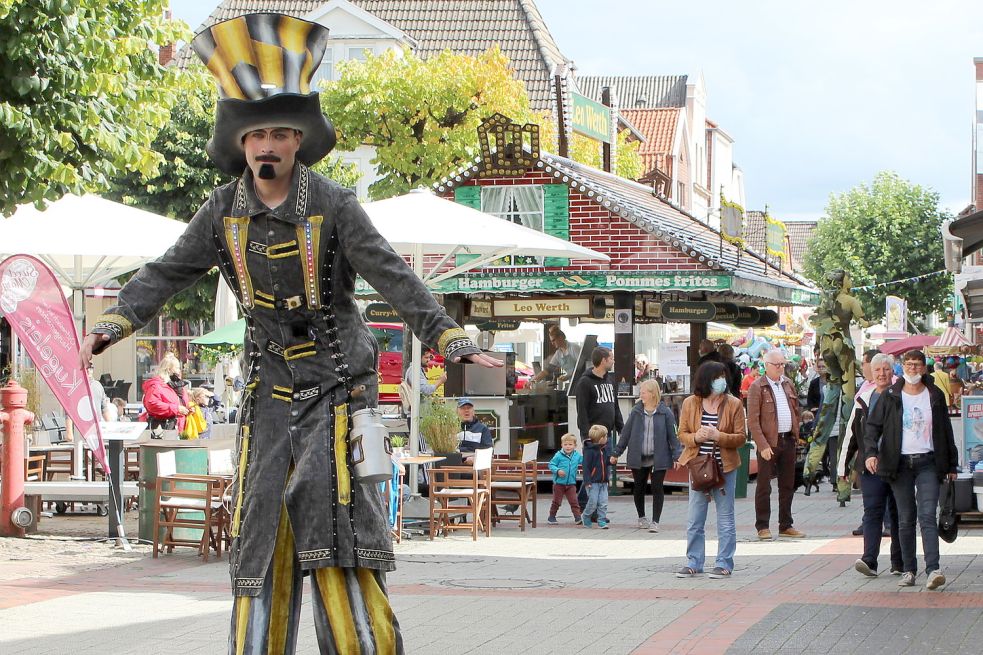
[481,185,544,232]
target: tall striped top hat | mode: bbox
[192,13,336,175]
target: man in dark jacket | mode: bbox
[456,398,493,462]
[718,344,742,398]
[696,339,722,369]
[864,349,957,591]
[574,346,624,512]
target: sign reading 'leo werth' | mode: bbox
[571,92,612,144]
[494,298,591,317]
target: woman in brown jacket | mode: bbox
[676,361,747,579]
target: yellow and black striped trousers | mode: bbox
[229,508,403,654]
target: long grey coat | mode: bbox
[93,164,478,596]
[612,401,680,470]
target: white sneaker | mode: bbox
[648,522,659,533]
[637,517,650,529]
[926,570,946,590]
[898,572,916,587]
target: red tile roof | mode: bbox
[621,108,680,177]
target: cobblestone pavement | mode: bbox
[2,483,982,654]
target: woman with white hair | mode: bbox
[140,352,190,437]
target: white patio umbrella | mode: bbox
[362,190,609,485]
[0,194,189,335]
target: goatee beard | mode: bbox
[258,163,276,180]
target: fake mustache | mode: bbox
[255,155,282,163]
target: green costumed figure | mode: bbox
[804,270,871,503]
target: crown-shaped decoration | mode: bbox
[477,114,540,177]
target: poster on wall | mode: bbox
[657,343,690,377]
[961,396,983,466]
[885,295,907,333]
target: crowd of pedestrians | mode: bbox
[549,340,960,592]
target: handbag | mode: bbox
[688,444,725,494]
[938,478,959,544]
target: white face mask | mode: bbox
[903,373,922,385]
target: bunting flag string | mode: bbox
[850,269,947,291]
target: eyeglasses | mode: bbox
[766,361,785,367]
[902,361,924,369]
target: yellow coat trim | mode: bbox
[437,327,469,357]
[224,216,255,308]
[334,404,351,506]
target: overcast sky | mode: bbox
[169,0,983,221]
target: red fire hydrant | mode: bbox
[1,380,35,537]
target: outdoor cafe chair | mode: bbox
[43,447,75,481]
[428,447,493,541]
[25,455,46,481]
[152,451,225,561]
[490,440,539,531]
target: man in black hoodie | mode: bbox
[864,349,957,591]
[575,347,624,510]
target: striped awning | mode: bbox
[936,326,971,348]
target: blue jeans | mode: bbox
[859,470,902,572]
[686,469,737,572]
[583,482,608,522]
[889,454,942,574]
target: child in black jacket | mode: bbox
[582,425,610,529]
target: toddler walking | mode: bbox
[548,434,583,524]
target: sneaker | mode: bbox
[598,520,609,529]
[649,522,659,533]
[547,515,558,525]
[757,529,773,540]
[582,517,593,528]
[779,528,806,538]
[889,567,903,576]
[574,516,583,526]
[854,559,877,577]
[926,570,946,590]
[707,567,731,579]
[637,517,650,529]
[898,572,916,587]
[675,566,701,578]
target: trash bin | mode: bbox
[735,440,752,499]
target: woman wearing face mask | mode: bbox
[676,361,747,580]
[141,352,190,437]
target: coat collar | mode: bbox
[233,163,311,223]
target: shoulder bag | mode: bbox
[688,444,724,494]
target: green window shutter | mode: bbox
[454,186,483,266]
[543,183,570,267]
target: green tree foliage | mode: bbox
[802,171,951,322]
[0,0,188,215]
[569,131,644,181]
[322,47,540,199]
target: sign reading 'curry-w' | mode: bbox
[571,92,612,144]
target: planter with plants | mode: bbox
[419,397,460,455]
[389,433,407,458]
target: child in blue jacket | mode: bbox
[548,433,583,524]
[582,425,610,528]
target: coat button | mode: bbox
[273,284,280,291]
[271,265,278,273]
[268,230,275,237]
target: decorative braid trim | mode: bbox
[93,314,133,341]
[356,548,395,562]
[234,577,264,589]
[295,164,310,216]
[437,327,471,357]
[444,338,478,362]
[298,548,335,562]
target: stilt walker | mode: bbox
[79,13,499,654]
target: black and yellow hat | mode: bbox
[191,13,336,175]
